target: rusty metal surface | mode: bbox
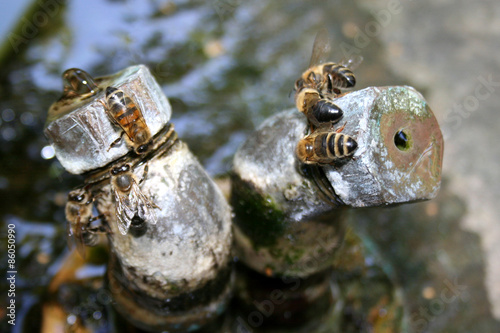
[231,85,444,278]
[234,86,443,210]
[324,86,444,207]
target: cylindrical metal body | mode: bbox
[231,85,444,329]
[99,141,233,331]
[45,65,233,332]
[232,86,443,277]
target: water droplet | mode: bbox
[93,311,102,320]
[2,109,15,122]
[67,314,77,325]
[41,145,55,159]
[1,127,16,141]
[20,112,35,126]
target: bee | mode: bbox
[295,87,343,128]
[101,86,152,155]
[110,164,159,235]
[294,29,362,128]
[295,28,363,94]
[295,58,362,95]
[296,129,358,164]
[65,187,105,257]
[62,68,99,98]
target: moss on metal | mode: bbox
[230,173,286,248]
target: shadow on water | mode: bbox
[0,1,497,332]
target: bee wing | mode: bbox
[66,220,75,250]
[131,182,159,225]
[339,55,363,71]
[101,97,120,127]
[74,222,87,259]
[309,28,332,67]
[66,216,86,259]
[126,93,150,139]
[113,188,134,235]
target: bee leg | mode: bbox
[324,73,334,94]
[334,122,347,133]
[107,132,126,151]
[309,123,316,133]
[327,158,344,168]
[307,72,317,85]
[92,192,103,201]
[99,214,113,234]
[88,213,105,223]
[138,164,149,186]
[138,164,160,209]
[99,99,107,109]
[89,214,112,234]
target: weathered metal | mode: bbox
[46,65,233,332]
[231,86,444,278]
[44,65,171,175]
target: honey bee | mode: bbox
[295,29,362,128]
[295,28,363,94]
[295,58,362,95]
[101,86,152,155]
[296,129,358,164]
[65,187,105,257]
[295,87,343,128]
[62,68,99,98]
[110,164,159,235]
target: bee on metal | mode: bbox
[295,28,363,94]
[110,164,159,235]
[62,68,99,98]
[295,57,362,96]
[65,187,105,257]
[295,87,344,128]
[296,128,358,164]
[101,86,152,155]
[294,29,362,128]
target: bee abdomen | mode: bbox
[116,105,139,122]
[323,64,356,88]
[312,99,343,124]
[316,132,329,158]
[327,133,358,158]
